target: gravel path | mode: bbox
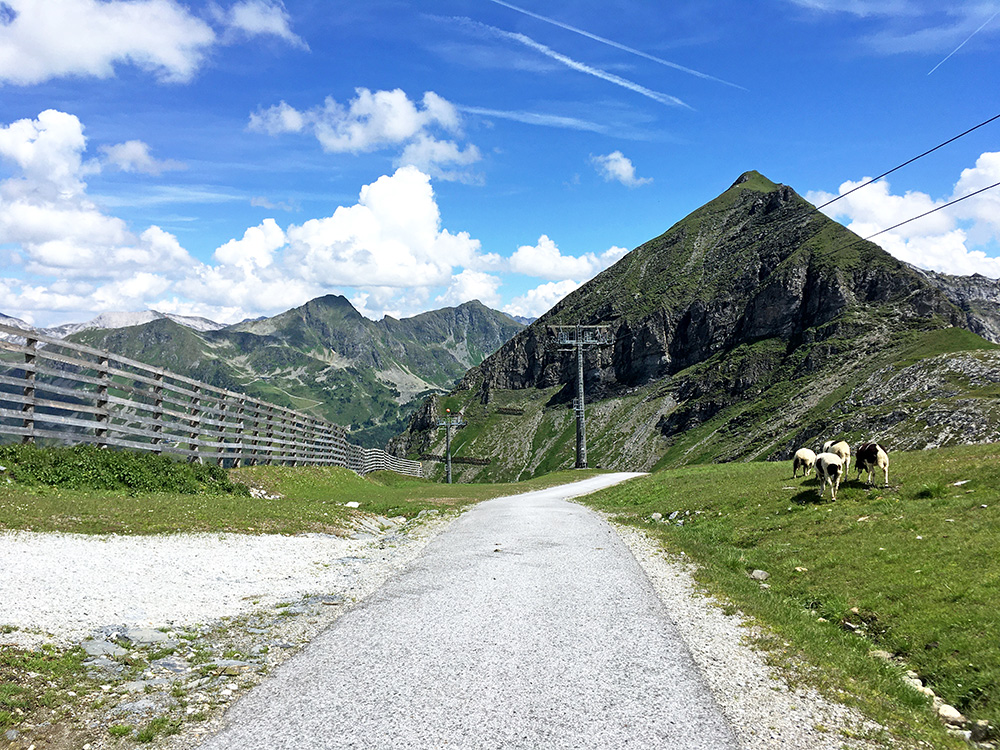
[0,475,890,750]
[200,474,739,749]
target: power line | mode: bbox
[862,179,1000,242]
[831,179,1000,255]
[815,111,1000,211]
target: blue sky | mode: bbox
[2,0,999,327]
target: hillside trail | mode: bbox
[198,473,740,749]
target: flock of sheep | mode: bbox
[792,441,889,500]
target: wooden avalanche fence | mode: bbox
[0,323,422,477]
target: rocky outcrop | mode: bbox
[912,268,1000,343]
[474,172,964,405]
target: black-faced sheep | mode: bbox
[822,440,851,474]
[792,448,816,478]
[856,443,889,487]
[815,452,844,500]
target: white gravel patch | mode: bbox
[614,522,887,750]
[0,529,413,646]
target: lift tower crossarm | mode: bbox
[549,324,611,469]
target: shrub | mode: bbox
[0,444,250,496]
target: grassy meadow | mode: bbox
[2,442,998,747]
[580,443,1000,747]
[0,444,602,535]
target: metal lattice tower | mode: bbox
[550,324,611,469]
[436,408,466,484]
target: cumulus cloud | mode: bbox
[436,269,502,308]
[808,152,1000,277]
[100,140,185,175]
[213,219,286,271]
[591,151,652,188]
[218,0,307,48]
[0,111,499,325]
[0,0,216,85]
[503,279,582,318]
[0,110,195,282]
[509,235,628,280]
[283,166,484,288]
[249,89,482,182]
[0,0,307,86]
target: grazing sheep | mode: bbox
[815,452,844,500]
[822,440,851,474]
[792,448,816,478]
[856,443,889,487]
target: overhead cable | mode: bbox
[816,111,1000,211]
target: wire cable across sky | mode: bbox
[815,111,1000,212]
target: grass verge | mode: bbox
[0,447,603,534]
[579,444,999,748]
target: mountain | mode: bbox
[50,310,227,337]
[65,297,524,447]
[392,172,1000,481]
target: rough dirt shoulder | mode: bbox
[612,520,889,750]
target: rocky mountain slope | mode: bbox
[66,297,523,447]
[393,172,1000,481]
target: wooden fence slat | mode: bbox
[0,322,421,477]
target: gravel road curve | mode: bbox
[200,473,741,749]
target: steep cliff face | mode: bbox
[395,172,1000,480]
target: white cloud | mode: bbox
[100,140,185,175]
[220,0,307,48]
[591,151,652,188]
[808,152,1000,278]
[284,166,484,288]
[503,279,582,318]
[0,0,307,86]
[249,89,481,182]
[396,135,482,184]
[509,235,628,280]
[247,100,306,135]
[0,0,217,85]
[436,270,502,308]
[213,219,286,271]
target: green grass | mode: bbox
[0,444,249,496]
[0,644,89,730]
[580,443,1000,747]
[0,454,604,535]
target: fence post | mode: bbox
[21,337,37,444]
[264,405,275,465]
[234,397,246,468]
[216,397,227,467]
[188,385,201,464]
[151,372,164,453]
[247,401,261,466]
[95,355,110,449]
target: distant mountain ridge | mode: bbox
[393,171,1000,481]
[0,310,226,340]
[57,297,524,447]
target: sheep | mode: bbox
[792,447,816,478]
[856,442,889,487]
[815,452,844,500]
[822,440,851,474]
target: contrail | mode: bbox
[928,8,1000,75]
[457,106,609,133]
[465,19,692,109]
[486,0,747,91]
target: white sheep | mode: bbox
[792,448,816,478]
[815,452,844,500]
[856,443,889,487]
[822,440,851,474]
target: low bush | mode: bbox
[0,444,250,496]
